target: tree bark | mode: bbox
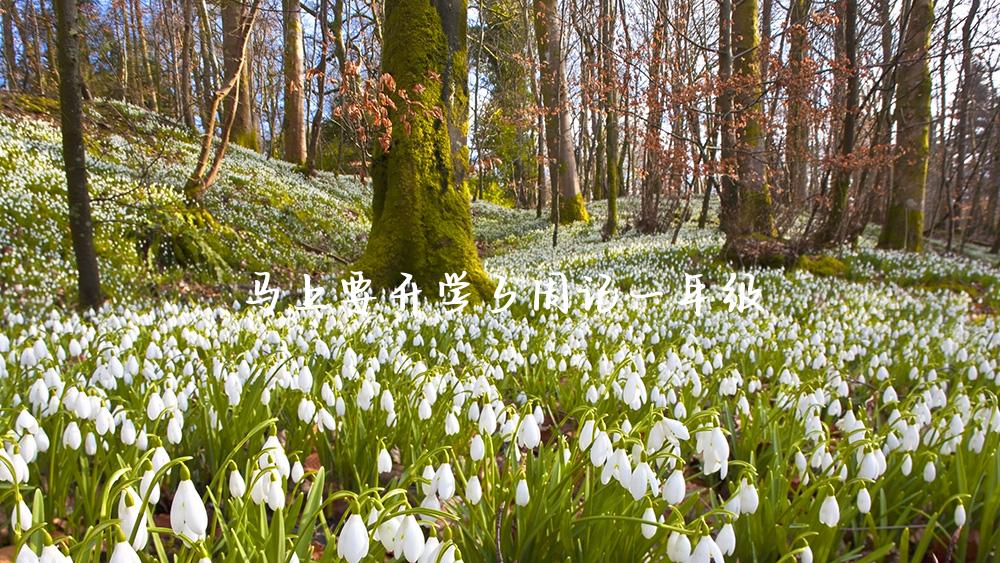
[282,0,306,164]
[185,0,261,201]
[2,0,16,90]
[534,0,588,223]
[178,0,195,128]
[815,0,857,246]
[222,0,260,151]
[723,0,777,241]
[355,0,492,299]
[601,0,618,238]
[55,0,103,309]
[638,0,667,233]
[953,0,979,250]
[784,0,811,205]
[879,0,933,251]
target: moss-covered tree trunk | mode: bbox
[222,0,260,152]
[721,0,777,243]
[534,0,588,224]
[878,0,932,251]
[281,0,306,165]
[355,0,491,299]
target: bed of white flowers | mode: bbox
[3,218,1000,562]
[2,101,1000,562]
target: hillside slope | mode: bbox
[0,95,372,307]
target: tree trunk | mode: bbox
[355,0,492,299]
[879,0,933,251]
[281,0,306,164]
[534,0,587,223]
[185,0,261,201]
[222,0,260,151]
[178,0,195,128]
[784,0,811,205]
[815,0,857,246]
[196,0,218,123]
[55,0,103,309]
[601,0,618,239]
[723,0,777,242]
[953,0,979,250]
[2,0,16,90]
[638,0,667,233]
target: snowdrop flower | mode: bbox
[466,475,483,504]
[691,535,724,563]
[229,467,246,498]
[62,422,82,450]
[140,467,161,505]
[109,542,141,563]
[435,463,456,500]
[629,462,656,500]
[151,447,170,472]
[662,470,686,504]
[394,515,425,563]
[121,420,137,445]
[578,419,596,451]
[266,473,286,510]
[377,515,402,552]
[378,448,393,474]
[171,471,208,542]
[695,428,729,478]
[738,478,759,514]
[517,413,541,449]
[923,460,936,483]
[955,502,966,528]
[337,514,370,563]
[640,506,658,539]
[901,454,913,476]
[11,497,32,532]
[15,410,38,435]
[15,545,38,563]
[856,487,871,514]
[515,478,530,506]
[118,487,149,549]
[819,494,840,527]
[667,532,692,563]
[167,416,183,444]
[589,431,612,467]
[38,545,71,563]
[716,523,736,556]
[470,434,485,461]
[479,404,497,434]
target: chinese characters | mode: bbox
[246,271,766,315]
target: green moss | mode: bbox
[879,206,924,252]
[796,255,849,277]
[558,192,589,224]
[355,0,493,301]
